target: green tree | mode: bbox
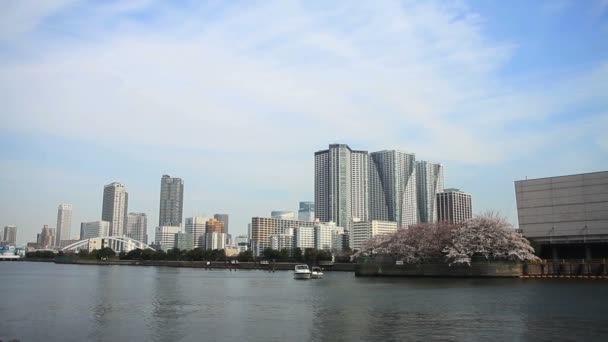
[185,248,205,261]
[293,248,304,262]
[96,247,116,260]
[152,249,167,260]
[77,249,90,259]
[304,248,317,263]
[167,248,183,260]
[141,249,155,260]
[279,248,290,261]
[237,250,253,262]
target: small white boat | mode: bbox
[311,267,324,279]
[294,264,311,279]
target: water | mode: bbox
[1,262,607,342]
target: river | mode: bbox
[1,262,607,341]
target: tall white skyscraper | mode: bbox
[369,150,417,228]
[159,175,184,227]
[315,144,369,232]
[416,161,444,223]
[155,225,181,251]
[102,182,128,236]
[185,216,209,249]
[56,204,72,245]
[127,212,148,244]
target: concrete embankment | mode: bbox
[51,258,356,271]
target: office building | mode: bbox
[250,217,315,256]
[56,204,72,246]
[214,214,229,235]
[314,222,344,251]
[80,221,110,240]
[370,150,418,228]
[175,232,193,251]
[315,144,369,231]
[159,175,184,227]
[204,232,226,250]
[515,171,608,259]
[351,220,398,252]
[126,213,148,244]
[270,229,294,253]
[206,218,225,234]
[185,216,209,249]
[155,226,181,251]
[437,189,473,224]
[235,235,249,252]
[2,225,17,246]
[102,182,128,236]
[271,210,295,220]
[298,201,315,221]
[416,161,444,223]
[294,226,315,249]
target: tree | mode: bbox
[167,248,183,260]
[152,249,167,260]
[237,250,253,262]
[262,248,281,260]
[96,247,116,260]
[185,248,205,261]
[279,248,290,261]
[304,248,317,263]
[293,248,304,262]
[317,250,333,261]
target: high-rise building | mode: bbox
[2,225,17,246]
[214,214,229,235]
[37,225,54,248]
[416,161,444,223]
[351,220,398,252]
[271,210,295,220]
[159,175,184,227]
[298,201,315,221]
[174,232,194,251]
[155,226,181,251]
[250,217,315,256]
[370,150,417,228]
[80,221,110,240]
[206,218,225,234]
[102,182,128,236]
[185,216,209,249]
[437,189,473,224]
[294,226,315,250]
[235,235,249,252]
[315,144,369,231]
[270,228,294,253]
[56,204,72,246]
[127,213,148,244]
[314,222,344,251]
[204,232,226,250]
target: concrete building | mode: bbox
[206,218,225,234]
[271,210,295,220]
[250,217,315,256]
[2,225,17,246]
[314,222,344,251]
[126,213,148,244]
[155,226,181,251]
[315,144,369,231]
[80,221,110,240]
[175,232,193,251]
[437,189,473,224]
[214,214,229,235]
[204,232,226,250]
[235,235,249,252]
[102,182,128,236]
[298,201,315,221]
[351,220,398,252]
[56,204,72,246]
[270,229,294,253]
[515,171,608,259]
[370,150,418,228]
[185,216,209,249]
[159,175,184,227]
[416,161,444,223]
[294,226,315,250]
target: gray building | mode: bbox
[185,216,209,249]
[80,221,110,240]
[271,210,295,220]
[214,214,229,235]
[159,175,184,227]
[175,232,193,251]
[370,150,417,228]
[416,161,444,223]
[2,225,17,246]
[298,201,315,221]
[102,182,128,236]
[437,189,472,224]
[127,212,148,244]
[315,144,369,231]
[56,204,72,245]
[515,171,608,259]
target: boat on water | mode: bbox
[311,267,324,279]
[294,264,312,279]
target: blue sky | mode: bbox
[1,0,607,244]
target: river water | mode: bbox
[1,262,607,341]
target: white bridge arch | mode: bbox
[62,236,154,253]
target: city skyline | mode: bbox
[1,1,607,244]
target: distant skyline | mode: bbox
[1,0,607,244]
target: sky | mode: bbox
[1,0,607,245]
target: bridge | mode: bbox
[62,236,154,253]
